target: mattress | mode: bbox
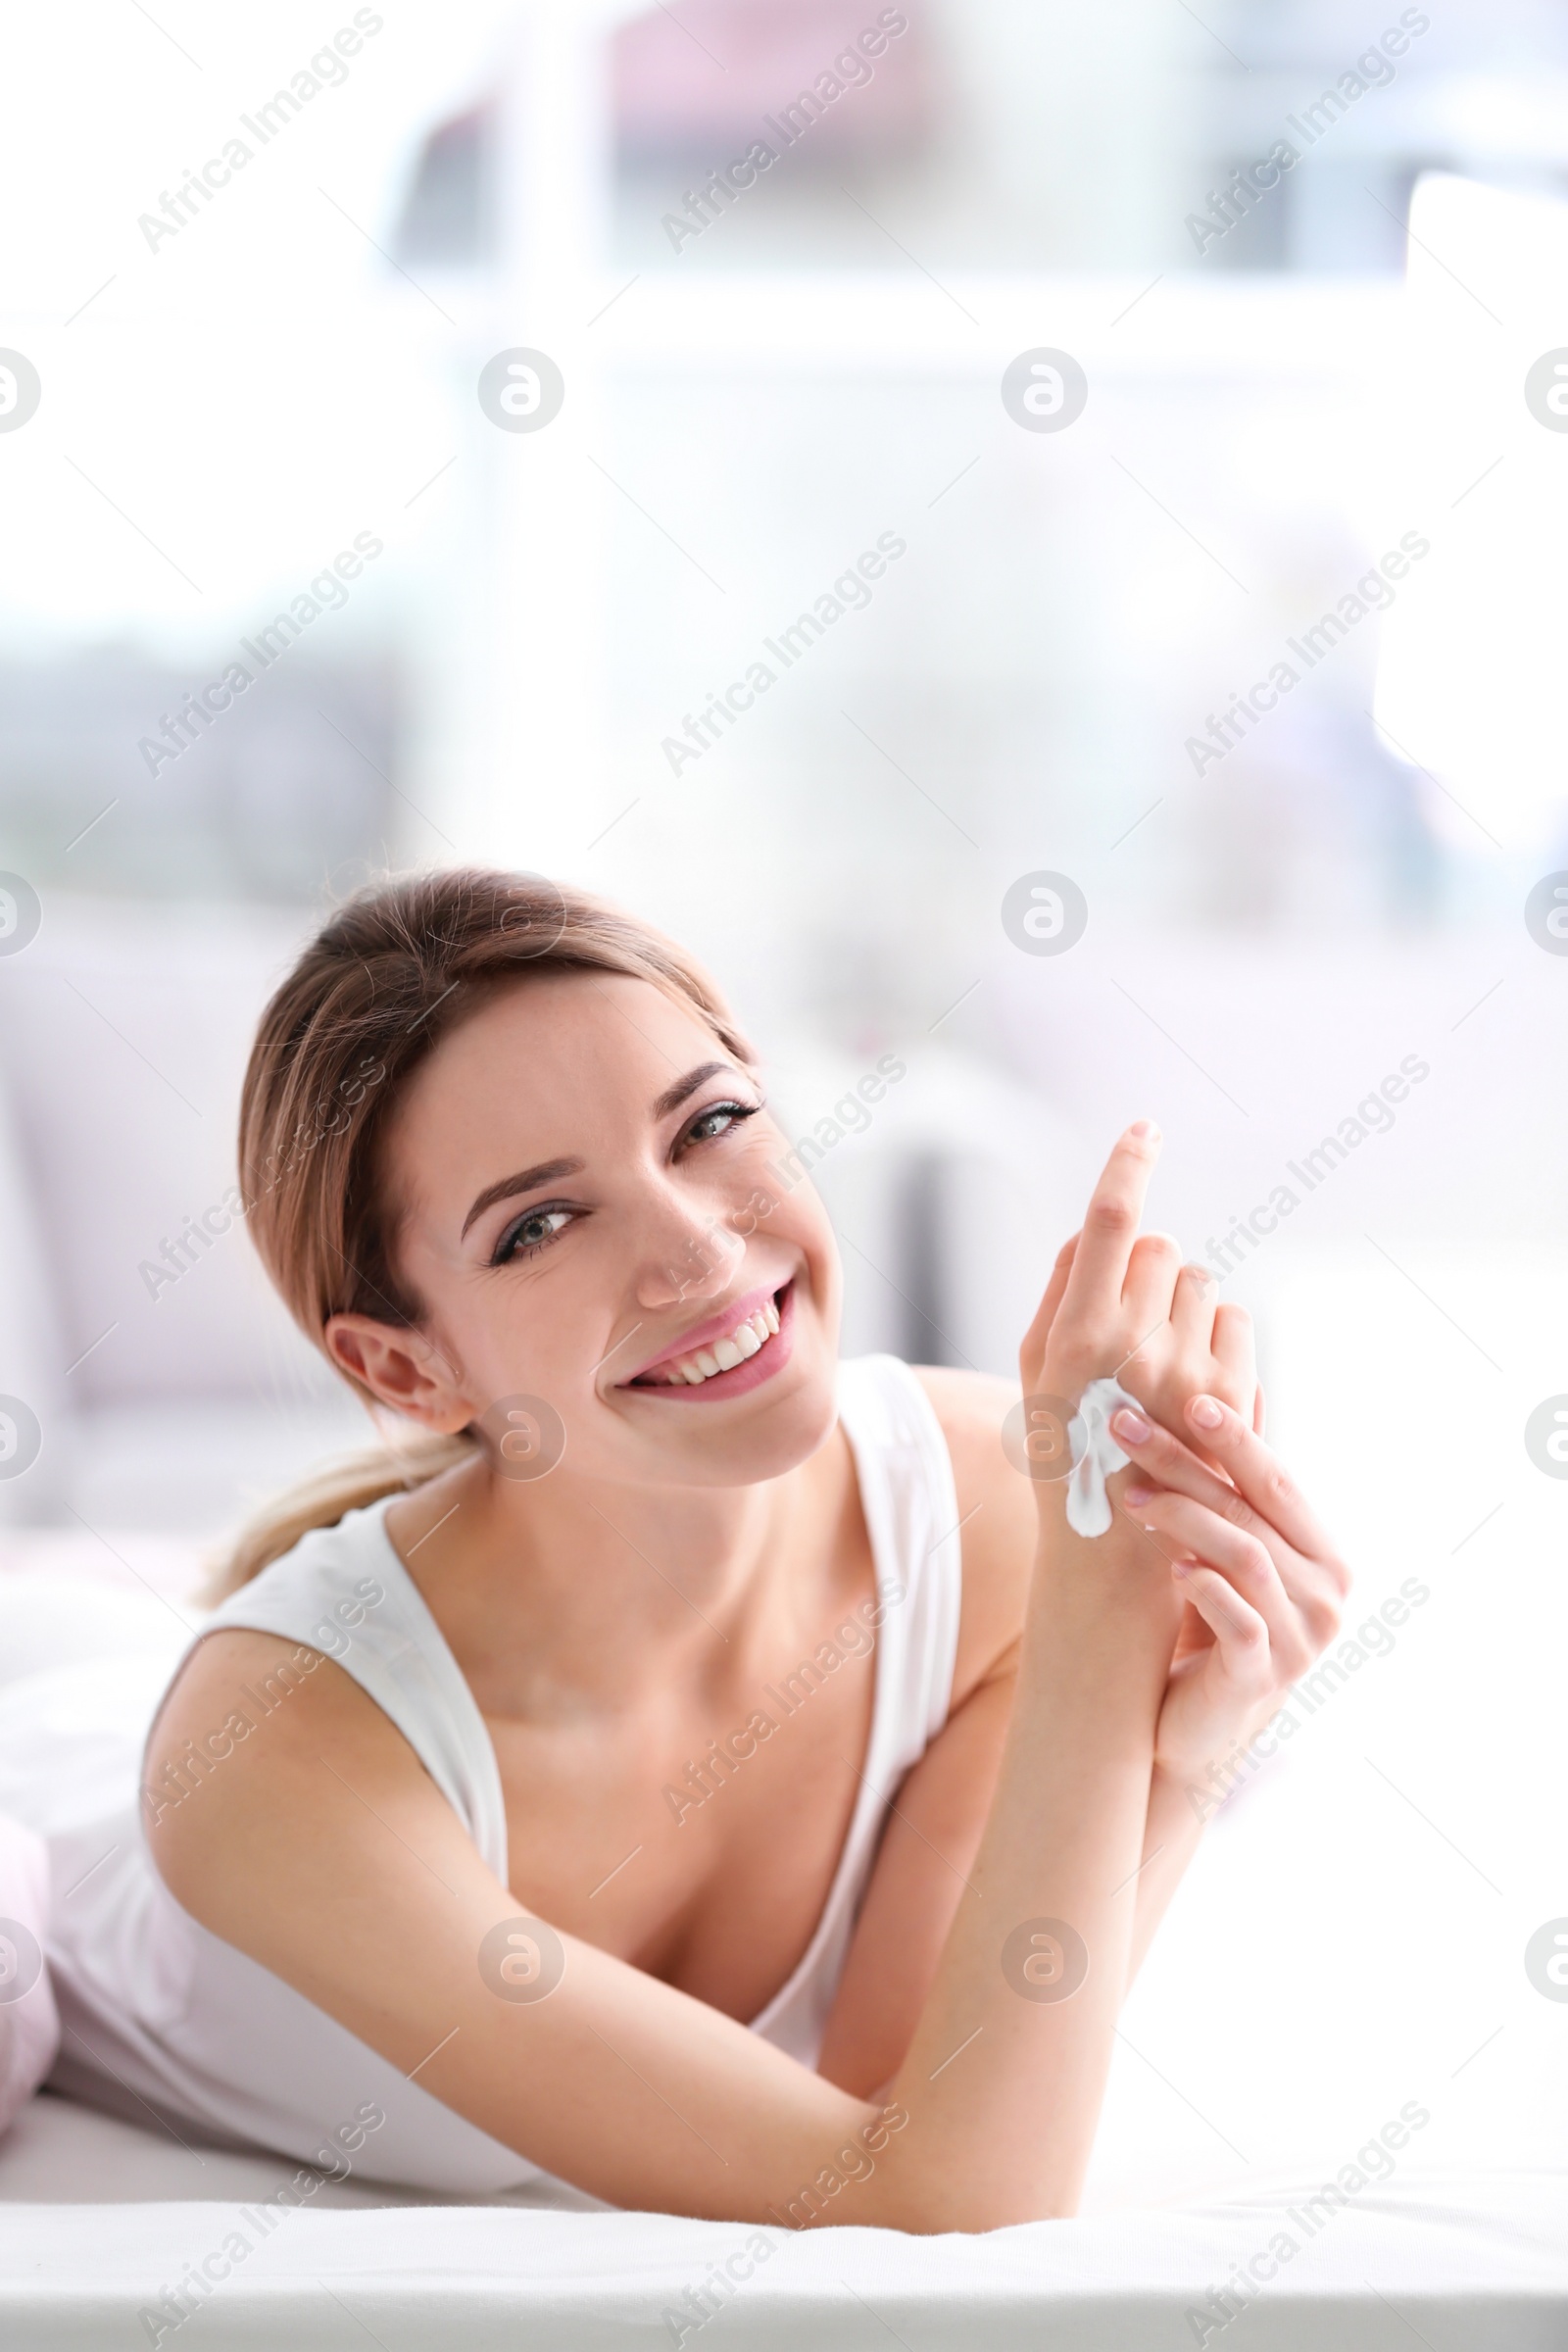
[0,2094,1565,2348]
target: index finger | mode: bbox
[1116,1394,1339,1575]
[1058,1122,1162,1326]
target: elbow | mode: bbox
[856,2170,1084,2235]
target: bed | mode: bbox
[1,2089,1565,2349]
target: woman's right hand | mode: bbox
[1113,1394,1348,1791]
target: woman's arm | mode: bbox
[819,1298,1348,2082]
[143,1128,1280,2230]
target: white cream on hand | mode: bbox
[1065,1378,1142,1538]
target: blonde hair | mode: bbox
[215,868,750,1595]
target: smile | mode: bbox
[621,1282,795,1400]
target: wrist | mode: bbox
[1152,1697,1275,1805]
[1025,1544,1183,1726]
[1032,1485,1180,1610]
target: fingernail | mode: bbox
[1126,1119,1159,1141]
[1112,1406,1152,1444]
[1189,1396,1224,1430]
[1123,1482,1152,1505]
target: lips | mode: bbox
[620,1281,795,1402]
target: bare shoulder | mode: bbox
[911,1366,1033,1703]
[144,1625,411,1908]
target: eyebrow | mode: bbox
[461,1157,584,1241]
[650,1061,735,1120]
[459,1066,747,1243]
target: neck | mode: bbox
[391,1435,852,1701]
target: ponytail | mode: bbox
[209,1433,476,1601]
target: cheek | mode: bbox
[739,1128,839,1270]
[774,1181,843,1325]
[397,1239,589,1409]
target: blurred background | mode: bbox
[1,0,1567,2204]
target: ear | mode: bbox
[324,1312,474,1435]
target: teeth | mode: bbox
[644,1298,783,1387]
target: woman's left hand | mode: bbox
[1107,1392,1351,1792]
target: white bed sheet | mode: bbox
[1,2098,1565,2348]
[1,2173,1564,2347]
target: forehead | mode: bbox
[392,970,732,1164]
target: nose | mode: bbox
[634,1197,747,1313]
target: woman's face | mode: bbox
[330,972,843,1489]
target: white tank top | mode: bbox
[5,1356,962,2194]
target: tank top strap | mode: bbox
[834,1354,963,1776]
[194,1502,510,1883]
[740,1353,965,2061]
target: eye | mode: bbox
[680,1097,761,1150]
[492,1203,575,1266]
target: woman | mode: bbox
[42,869,1348,2228]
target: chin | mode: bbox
[674,1382,840,1487]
